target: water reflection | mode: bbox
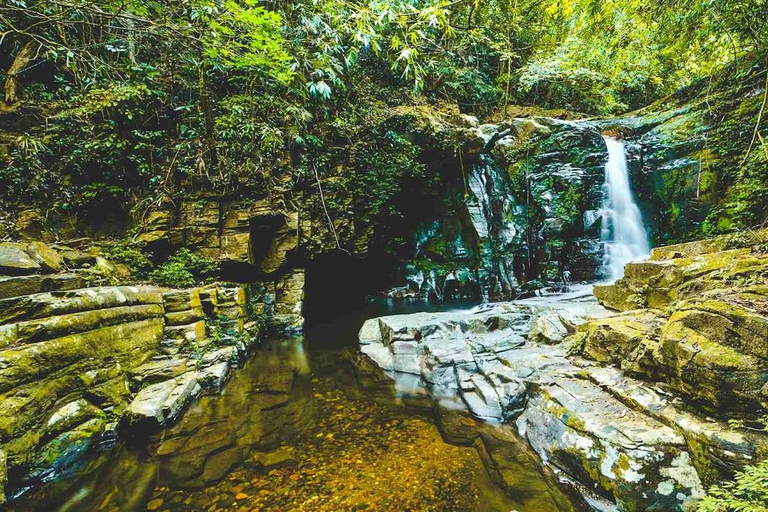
[10,335,580,512]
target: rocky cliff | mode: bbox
[1,67,764,335]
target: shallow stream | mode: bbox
[8,300,582,512]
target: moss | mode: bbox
[100,240,152,277]
[682,432,718,486]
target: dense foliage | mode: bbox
[1,0,766,229]
[698,459,768,512]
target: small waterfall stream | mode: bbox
[601,137,650,280]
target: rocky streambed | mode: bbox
[359,232,768,510]
[6,335,588,512]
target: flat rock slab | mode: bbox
[0,243,40,275]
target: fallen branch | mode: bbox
[740,68,768,166]
[311,161,350,255]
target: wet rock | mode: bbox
[43,399,105,440]
[123,373,202,433]
[359,278,768,509]
[0,242,40,275]
[0,281,255,499]
[197,362,230,392]
[27,418,106,483]
[201,346,238,366]
[271,270,305,333]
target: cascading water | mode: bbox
[600,137,651,280]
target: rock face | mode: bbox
[387,113,608,301]
[120,107,609,320]
[359,256,768,509]
[134,198,305,332]
[0,281,260,502]
[592,229,768,418]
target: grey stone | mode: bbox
[0,242,40,275]
[124,373,201,431]
[197,362,230,392]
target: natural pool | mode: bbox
[8,301,581,512]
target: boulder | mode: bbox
[0,242,40,275]
[25,241,64,273]
[123,373,201,433]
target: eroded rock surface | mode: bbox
[359,265,768,509]
[592,229,768,417]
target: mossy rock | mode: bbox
[25,241,64,273]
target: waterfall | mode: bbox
[600,137,650,280]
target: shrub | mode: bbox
[697,459,768,511]
[149,248,218,288]
[101,240,153,277]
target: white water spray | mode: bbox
[601,137,650,280]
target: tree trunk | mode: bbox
[4,41,36,103]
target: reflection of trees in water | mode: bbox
[17,339,573,512]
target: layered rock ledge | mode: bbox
[359,233,768,510]
[0,281,260,505]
